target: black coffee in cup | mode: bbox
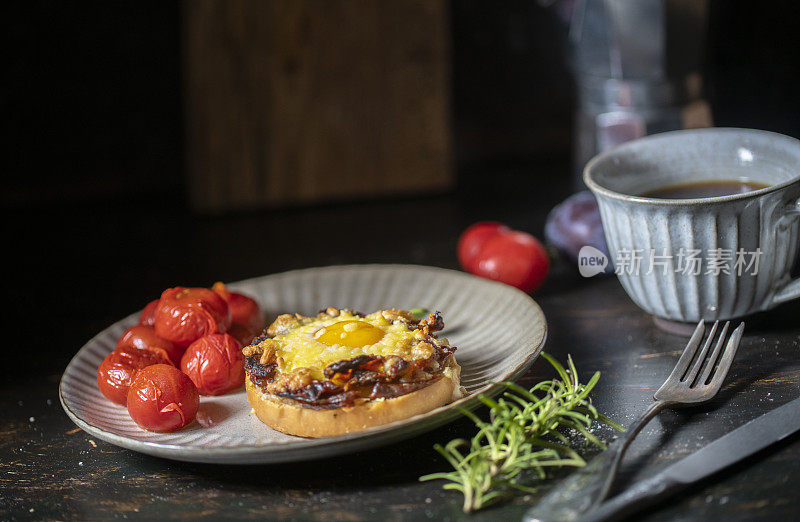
[641,180,769,199]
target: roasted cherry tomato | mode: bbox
[180,333,245,395]
[138,299,160,326]
[154,287,231,348]
[96,347,173,406]
[212,282,264,333]
[473,230,550,293]
[127,364,199,432]
[457,222,511,273]
[117,325,184,366]
[228,322,256,347]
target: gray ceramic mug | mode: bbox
[584,128,800,322]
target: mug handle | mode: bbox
[769,196,800,306]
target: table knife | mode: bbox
[523,395,800,522]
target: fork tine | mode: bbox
[684,321,719,384]
[660,321,705,385]
[707,322,745,390]
[697,321,730,386]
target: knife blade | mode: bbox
[523,396,800,522]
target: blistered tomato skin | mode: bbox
[228,323,256,347]
[127,364,199,432]
[181,333,245,396]
[473,231,550,293]
[96,348,173,406]
[154,287,232,348]
[117,325,184,365]
[457,222,510,273]
[212,282,264,333]
[138,299,160,326]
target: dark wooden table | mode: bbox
[3,167,799,521]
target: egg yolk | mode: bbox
[315,320,385,348]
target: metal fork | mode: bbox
[592,320,745,505]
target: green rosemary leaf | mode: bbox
[567,356,580,384]
[510,483,541,494]
[549,430,570,445]
[419,353,622,513]
[529,438,582,460]
[409,307,429,321]
[502,381,540,401]
[596,412,627,433]
[420,472,460,482]
[479,395,502,410]
[583,371,602,395]
[542,352,569,383]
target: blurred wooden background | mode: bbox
[183,0,452,212]
[6,1,800,211]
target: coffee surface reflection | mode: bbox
[641,180,769,199]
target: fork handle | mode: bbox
[522,400,672,522]
[593,400,670,505]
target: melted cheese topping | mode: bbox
[274,311,428,374]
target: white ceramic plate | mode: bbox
[60,265,547,464]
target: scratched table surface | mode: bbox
[3,167,800,521]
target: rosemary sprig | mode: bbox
[420,353,623,513]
